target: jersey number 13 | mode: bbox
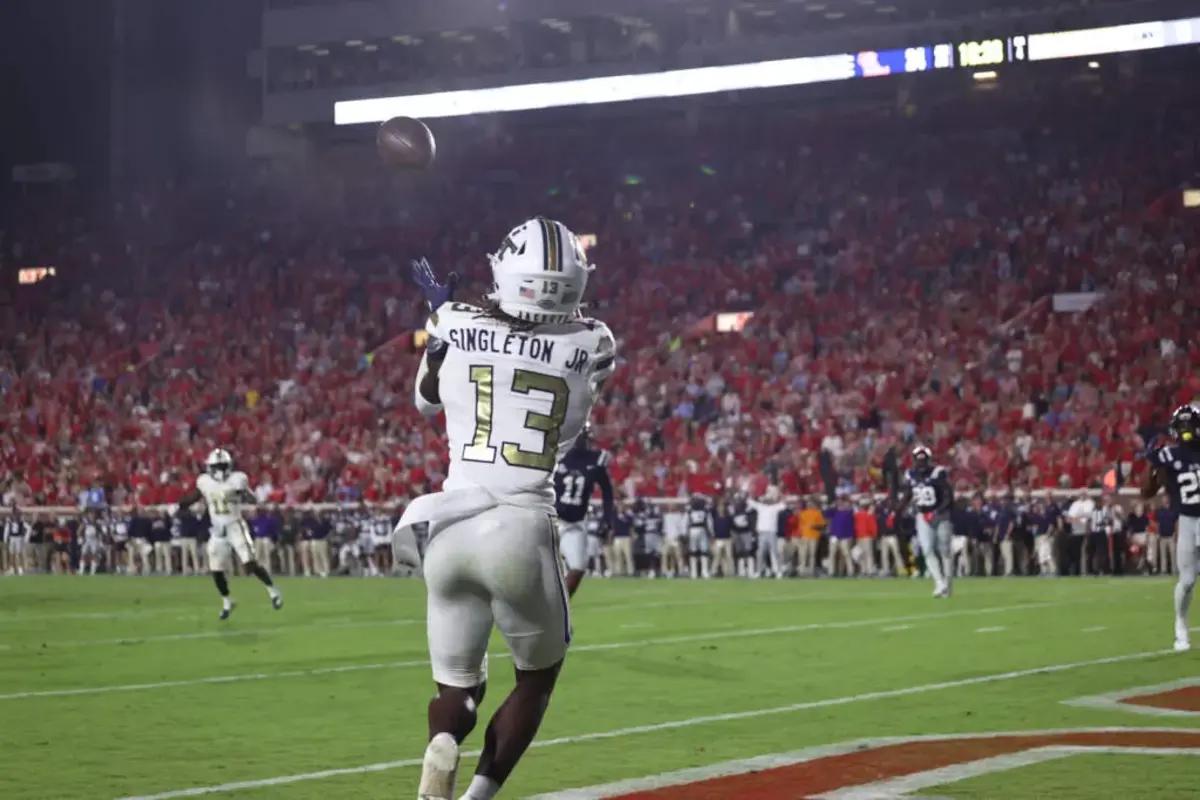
[463,366,568,472]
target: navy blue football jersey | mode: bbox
[730,503,755,534]
[686,504,711,533]
[904,466,952,512]
[554,447,614,523]
[635,505,664,538]
[1151,445,1200,517]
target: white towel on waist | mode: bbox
[392,485,555,573]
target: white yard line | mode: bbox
[1063,676,1200,718]
[816,745,1200,799]
[2,602,1056,701]
[528,728,1195,800]
[1081,625,1107,633]
[116,651,1174,800]
[975,626,1007,634]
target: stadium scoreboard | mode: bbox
[860,16,1200,75]
[338,15,1200,123]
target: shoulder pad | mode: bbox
[427,302,484,339]
[590,319,616,353]
[932,466,948,480]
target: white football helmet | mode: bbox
[205,448,234,479]
[486,217,592,324]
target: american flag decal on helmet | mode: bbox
[519,286,537,299]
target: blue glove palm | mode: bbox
[411,258,458,311]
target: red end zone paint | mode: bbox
[611,731,1200,799]
[1121,685,1200,713]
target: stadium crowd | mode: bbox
[2,67,1199,526]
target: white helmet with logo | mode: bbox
[205,448,234,478]
[486,217,593,325]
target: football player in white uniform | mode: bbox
[176,449,282,619]
[79,512,105,575]
[398,218,615,800]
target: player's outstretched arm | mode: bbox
[1141,465,1163,499]
[596,467,617,531]
[176,489,202,514]
[415,346,446,413]
[934,470,954,513]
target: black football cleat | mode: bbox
[218,601,236,621]
[271,594,283,611]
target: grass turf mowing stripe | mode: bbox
[0,601,1057,701]
[115,649,1174,800]
[27,617,421,649]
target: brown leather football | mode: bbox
[376,116,436,170]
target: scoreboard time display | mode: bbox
[955,39,1006,68]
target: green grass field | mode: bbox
[1,575,1197,799]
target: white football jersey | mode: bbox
[196,471,252,525]
[425,302,616,504]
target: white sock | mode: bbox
[267,585,280,599]
[460,775,500,800]
[223,596,233,610]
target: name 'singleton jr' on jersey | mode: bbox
[443,324,592,373]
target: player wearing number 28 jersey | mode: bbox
[401,217,615,800]
[899,445,955,598]
[1143,403,1200,652]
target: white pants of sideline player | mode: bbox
[206,519,257,572]
[756,533,780,577]
[916,513,954,593]
[424,505,571,688]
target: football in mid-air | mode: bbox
[377,116,436,170]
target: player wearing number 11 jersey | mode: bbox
[176,449,282,620]
[554,422,615,596]
[1142,403,1200,652]
[401,218,615,800]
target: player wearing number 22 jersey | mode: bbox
[1143,403,1200,653]
[401,217,615,800]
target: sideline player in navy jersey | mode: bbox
[685,493,713,579]
[553,422,616,596]
[898,445,955,597]
[1142,404,1200,652]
